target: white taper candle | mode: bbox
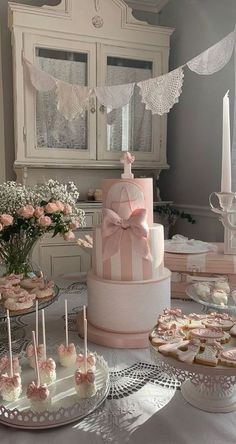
[7,310,13,378]
[221,90,231,192]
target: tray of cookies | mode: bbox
[149,308,236,412]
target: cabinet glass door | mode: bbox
[24,34,96,161]
[97,45,162,162]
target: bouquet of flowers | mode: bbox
[0,180,85,275]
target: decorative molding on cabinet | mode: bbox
[126,0,170,13]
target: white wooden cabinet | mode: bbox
[9,0,173,178]
[31,203,102,279]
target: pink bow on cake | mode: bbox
[58,343,75,355]
[26,382,49,400]
[38,358,56,372]
[75,369,95,385]
[102,208,151,261]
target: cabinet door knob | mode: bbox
[90,106,96,114]
[99,105,106,114]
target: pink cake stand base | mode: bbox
[77,312,149,349]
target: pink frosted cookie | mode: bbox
[2,286,29,300]
[176,339,201,364]
[190,327,226,342]
[26,343,45,369]
[58,343,77,367]
[229,324,236,337]
[20,276,44,290]
[26,381,51,412]
[203,313,234,331]
[0,373,22,401]
[195,340,223,367]
[158,339,190,357]
[220,348,236,367]
[158,308,188,329]
[0,356,21,375]
[4,293,36,311]
[74,369,96,398]
[4,274,23,286]
[151,322,186,347]
[187,313,207,329]
[38,358,56,385]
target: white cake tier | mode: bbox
[92,223,164,282]
[87,268,171,334]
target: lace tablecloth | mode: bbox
[0,278,236,444]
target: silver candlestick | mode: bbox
[209,191,236,254]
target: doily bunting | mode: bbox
[23,28,236,119]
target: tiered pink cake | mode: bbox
[87,156,171,348]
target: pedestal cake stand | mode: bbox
[186,284,236,315]
[150,343,236,413]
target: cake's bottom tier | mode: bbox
[87,268,171,334]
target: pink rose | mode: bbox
[63,203,72,215]
[45,202,59,214]
[69,219,80,230]
[0,214,14,226]
[38,215,52,227]
[55,201,64,212]
[34,206,44,218]
[63,231,75,241]
[17,205,34,219]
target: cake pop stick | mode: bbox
[36,300,39,347]
[76,305,96,372]
[83,306,88,373]
[38,309,56,384]
[26,302,45,368]
[57,300,76,367]
[0,311,22,401]
[26,330,51,412]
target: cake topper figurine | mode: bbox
[120,152,135,179]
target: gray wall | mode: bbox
[157,0,235,240]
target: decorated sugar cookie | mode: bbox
[203,312,234,330]
[220,348,236,367]
[176,339,201,364]
[195,340,223,367]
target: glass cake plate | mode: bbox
[0,352,110,429]
[186,284,236,314]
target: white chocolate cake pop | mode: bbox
[215,280,230,293]
[231,289,236,303]
[0,356,21,375]
[38,309,56,385]
[0,311,22,401]
[57,300,76,367]
[26,331,51,412]
[74,369,96,398]
[76,353,96,372]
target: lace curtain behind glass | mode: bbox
[36,56,87,150]
[106,65,152,152]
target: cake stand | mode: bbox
[150,342,236,413]
[186,284,236,315]
[0,352,110,429]
[0,285,59,344]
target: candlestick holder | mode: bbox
[209,191,236,254]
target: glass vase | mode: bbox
[0,234,39,276]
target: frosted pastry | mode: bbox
[211,289,228,306]
[2,287,29,300]
[4,293,36,311]
[229,324,236,337]
[231,289,236,303]
[190,327,229,343]
[5,274,23,286]
[215,280,230,293]
[0,373,22,401]
[220,348,236,367]
[39,358,56,384]
[74,369,96,398]
[150,322,186,347]
[0,356,21,374]
[57,343,77,367]
[20,276,44,290]
[158,339,189,357]
[26,381,51,412]
[187,313,207,329]
[26,343,45,369]
[194,282,211,301]
[158,308,188,329]
[76,352,96,372]
[32,282,54,299]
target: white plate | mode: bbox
[164,242,210,254]
[0,352,109,429]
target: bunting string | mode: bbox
[23,28,236,120]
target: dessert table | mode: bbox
[0,277,236,444]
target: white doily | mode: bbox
[187,31,235,75]
[24,58,56,92]
[137,67,184,115]
[95,83,135,110]
[56,80,93,120]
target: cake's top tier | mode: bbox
[102,178,153,226]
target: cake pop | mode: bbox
[38,309,56,385]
